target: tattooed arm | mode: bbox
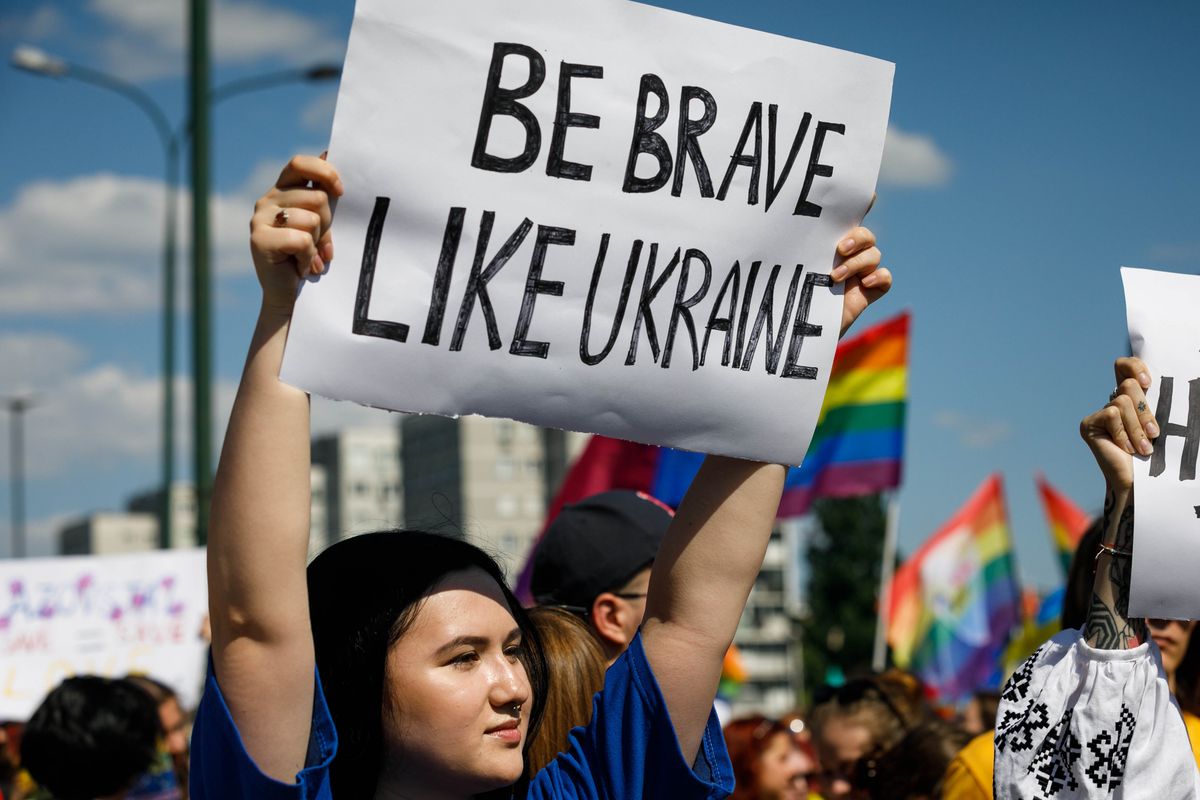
[1079,356,1158,650]
[1085,489,1147,648]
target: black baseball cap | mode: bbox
[531,490,673,611]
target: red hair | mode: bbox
[723,716,790,800]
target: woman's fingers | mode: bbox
[275,154,344,196]
[1110,393,1152,456]
[1113,357,1160,439]
[837,226,876,257]
[1114,356,1152,390]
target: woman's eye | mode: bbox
[451,651,479,666]
[504,644,524,661]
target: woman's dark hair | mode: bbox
[857,716,970,800]
[1060,518,1104,630]
[306,530,549,798]
[20,675,160,800]
[1172,626,1200,716]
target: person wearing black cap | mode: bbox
[531,490,673,664]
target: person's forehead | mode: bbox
[400,568,518,646]
[819,716,872,761]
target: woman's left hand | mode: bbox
[833,225,890,337]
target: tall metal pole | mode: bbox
[160,138,179,549]
[190,0,212,545]
[7,398,31,558]
[872,493,901,671]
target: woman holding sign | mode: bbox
[993,358,1200,798]
[189,154,890,799]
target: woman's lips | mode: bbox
[485,720,522,743]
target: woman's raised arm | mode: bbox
[641,227,890,762]
[206,155,341,781]
[1080,356,1158,650]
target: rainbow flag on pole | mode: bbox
[1035,474,1091,575]
[515,312,909,599]
[887,474,1021,700]
[650,311,909,514]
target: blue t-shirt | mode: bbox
[190,634,732,799]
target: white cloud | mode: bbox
[0,333,86,390]
[879,126,953,188]
[87,0,344,80]
[0,173,252,315]
[933,410,1011,448]
[4,5,65,39]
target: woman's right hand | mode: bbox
[1079,356,1160,490]
[249,154,343,313]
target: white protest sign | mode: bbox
[1123,267,1200,619]
[281,0,894,465]
[0,549,207,719]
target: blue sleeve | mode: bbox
[527,633,733,799]
[189,657,337,800]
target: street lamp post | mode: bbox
[12,46,340,548]
[4,396,36,558]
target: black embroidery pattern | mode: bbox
[997,702,1050,754]
[1002,645,1044,705]
[1085,705,1136,791]
[1028,709,1081,797]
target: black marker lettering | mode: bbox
[1150,376,1200,481]
[701,262,742,367]
[471,43,547,174]
[580,235,640,366]
[622,74,672,194]
[733,261,762,368]
[661,248,712,370]
[765,107,811,212]
[671,86,717,198]
[716,102,762,204]
[781,271,832,379]
[421,207,466,346]
[740,265,803,375]
[352,196,409,342]
[625,245,681,365]
[449,212,533,351]
[510,225,574,358]
[795,121,846,218]
[547,62,603,181]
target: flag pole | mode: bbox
[872,493,901,671]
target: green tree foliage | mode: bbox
[802,494,887,692]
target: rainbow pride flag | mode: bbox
[887,474,1021,700]
[650,311,909,514]
[1036,474,1091,575]
[514,312,908,600]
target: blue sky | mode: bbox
[1,0,1198,591]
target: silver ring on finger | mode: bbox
[274,208,290,227]
[1109,387,1120,403]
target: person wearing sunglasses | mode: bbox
[809,672,926,799]
[993,357,1200,798]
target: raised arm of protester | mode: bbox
[993,356,1200,800]
[1079,356,1156,651]
[195,154,888,799]
[642,223,887,762]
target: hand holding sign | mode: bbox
[1121,267,1200,619]
[279,0,895,466]
[1079,357,1158,491]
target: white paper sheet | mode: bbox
[281,0,894,465]
[0,549,208,719]
[1123,267,1200,619]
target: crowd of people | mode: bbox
[2,154,1197,799]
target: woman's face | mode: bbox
[814,715,873,800]
[757,731,814,800]
[1149,618,1197,675]
[380,567,532,796]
